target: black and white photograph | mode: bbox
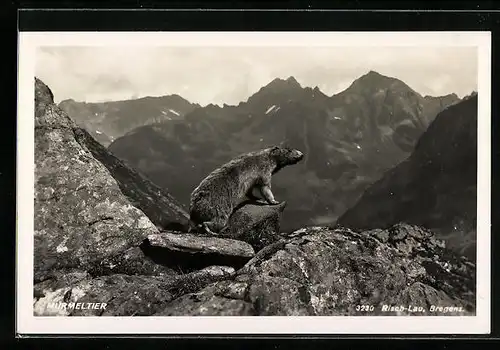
[17,31,491,334]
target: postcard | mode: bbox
[17,31,491,335]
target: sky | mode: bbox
[35,46,478,106]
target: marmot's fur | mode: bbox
[189,146,304,235]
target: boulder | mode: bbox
[220,201,287,251]
[34,78,158,281]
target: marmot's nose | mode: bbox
[296,150,304,159]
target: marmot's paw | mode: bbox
[270,200,280,205]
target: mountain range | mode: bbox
[58,71,464,234]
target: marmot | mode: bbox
[189,145,304,235]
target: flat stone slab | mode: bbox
[147,232,255,258]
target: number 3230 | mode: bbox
[355,305,375,312]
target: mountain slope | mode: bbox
[337,95,478,260]
[106,72,460,231]
[59,95,199,146]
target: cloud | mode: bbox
[35,46,478,105]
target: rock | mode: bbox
[87,245,177,277]
[220,201,286,251]
[147,232,255,257]
[34,78,160,281]
[156,223,475,316]
[33,265,235,316]
[143,231,255,272]
[156,280,255,316]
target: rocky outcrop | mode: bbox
[337,95,478,260]
[34,77,161,282]
[33,222,475,317]
[34,77,192,282]
[156,224,475,316]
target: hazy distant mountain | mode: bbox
[104,71,460,231]
[337,95,477,260]
[59,94,200,146]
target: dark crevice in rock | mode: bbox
[167,275,232,301]
[276,272,313,291]
[237,239,287,275]
[63,289,72,303]
[87,216,114,226]
[36,194,61,202]
[161,222,190,232]
[98,298,115,316]
[34,124,73,131]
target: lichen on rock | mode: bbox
[155,223,475,316]
[34,77,160,281]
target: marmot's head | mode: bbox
[268,145,304,168]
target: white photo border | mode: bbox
[17,31,492,335]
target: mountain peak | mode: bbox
[340,70,413,96]
[357,70,393,83]
[285,76,300,85]
[243,76,306,108]
[462,91,478,100]
[265,76,302,89]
